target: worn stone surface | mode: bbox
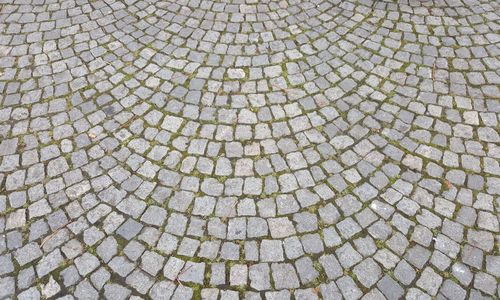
[0,0,499,298]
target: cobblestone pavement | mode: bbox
[0,0,499,299]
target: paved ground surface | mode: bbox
[0,0,499,299]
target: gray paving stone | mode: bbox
[260,240,284,262]
[109,256,135,277]
[416,267,443,296]
[74,280,99,299]
[353,258,382,288]
[177,262,205,284]
[295,256,319,284]
[104,284,132,300]
[439,279,466,300]
[141,250,165,276]
[249,263,271,291]
[337,276,363,300]
[74,253,100,276]
[36,249,64,277]
[377,275,404,300]
[0,254,14,276]
[61,265,81,287]
[271,263,300,290]
[116,218,143,240]
[126,269,155,294]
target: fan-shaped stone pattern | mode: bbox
[0,0,499,298]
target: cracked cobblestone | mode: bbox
[0,0,499,298]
